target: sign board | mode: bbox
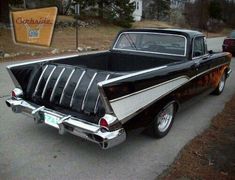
[11,7,58,47]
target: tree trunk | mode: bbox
[64,0,72,15]
[98,0,104,18]
[0,0,10,24]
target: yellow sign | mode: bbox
[11,7,58,47]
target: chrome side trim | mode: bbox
[59,69,76,104]
[94,95,100,114]
[32,65,49,97]
[109,63,229,104]
[109,76,189,122]
[50,68,66,102]
[6,66,21,89]
[98,65,167,87]
[94,74,110,114]
[190,62,229,81]
[6,51,108,69]
[81,73,97,111]
[109,75,190,103]
[41,66,56,99]
[101,63,229,123]
[70,70,86,107]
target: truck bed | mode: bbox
[9,51,180,123]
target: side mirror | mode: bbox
[208,50,213,54]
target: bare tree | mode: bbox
[0,0,10,24]
[185,0,209,30]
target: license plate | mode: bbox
[44,113,60,128]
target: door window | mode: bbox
[193,37,206,58]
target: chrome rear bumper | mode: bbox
[5,98,126,149]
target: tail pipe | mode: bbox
[6,99,23,113]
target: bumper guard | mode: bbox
[5,98,126,149]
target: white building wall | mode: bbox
[131,0,143,21]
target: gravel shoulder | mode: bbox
[159,92,235,180]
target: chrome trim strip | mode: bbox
[32,65,49,97]
[94,95,100,114]
[112,32,187,57]
[6,67,21,89]
[103,63,229,123]
[98,66,167,87]
[110,76,189,123]
[94,74,110,114]
[7,54,78,68]
[59,69,76,104]
[41,66,56,99]
[70,70,86,107]
[110,76,190,103]
[81,73,97,111]
[190,62,229,81]
[109,63,229,104]
[50,68,65,102]
[6,51,108,69]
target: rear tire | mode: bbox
[212,73,226,95]
[149,102,176,138]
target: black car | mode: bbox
[6,29,232,149]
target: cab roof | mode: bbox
[119,28,204,39]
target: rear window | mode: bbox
[113,32,187,56]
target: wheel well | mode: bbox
[173,101,180,113]
[158,100,180,115]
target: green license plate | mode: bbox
[44,113,60,128]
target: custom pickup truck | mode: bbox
[6,29,232,149]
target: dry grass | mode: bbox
[133,20,174,29]
[0,24,122,55]
[0,19,177,56]
[53,25,122,51]
[0,19,230,58]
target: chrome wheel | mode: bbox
[212,72,226,95]
[157,103,174,133]
[147,102,176,138]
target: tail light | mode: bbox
[11,90,16,97]
[99,118,109,129]
[11,88,23,98]
[99,114,119,131]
